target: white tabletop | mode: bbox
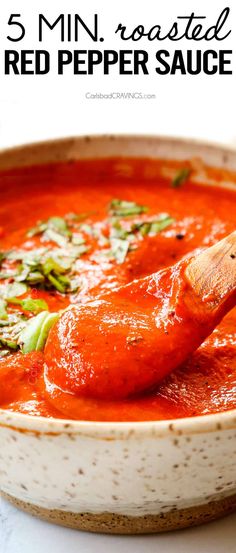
[1,496,236,553]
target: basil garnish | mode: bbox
[172,168,191,188]
[19,311,59,353]
[109,199,148,217]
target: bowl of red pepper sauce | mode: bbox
[0,135,236,533]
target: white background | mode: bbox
[0,0,235,148]
[0,1,236,551]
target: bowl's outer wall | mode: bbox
[0,135,236,516]
[1,420,236,516]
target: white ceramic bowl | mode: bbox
[1,135,236,534]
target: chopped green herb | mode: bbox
[150,217,175,234]
[172,168,191,188]
[42,257,67,276]
[2,243,87,294]
[108,238,130,264]
[7,298,48,313]
[47,273,68,293]
[69,276,82,293]
[15,216,90,293]
[47,217,70,235]
[0,316,28,352]
[43,228,69,248]
[0,271,20,280]
[71,233,85,246]
[0,282,27,299]
[27,216,71,239]
[110,220,129,241]
[6,247,49,264]
[27,222,47,238]
[71,244,88,257]
[35,312,59,351]
[19,311,59,353]
[109,199,148,217]
[131,216,175,236]
[0,349,10,358]
[0,298,7,320]
[79,223,94,236]
[18,311,48,352]
[0,313,24,327]
[0,337,18,350]
[21,271,45,285]
[101,212,175,264]
[65,212,79,221]
[0,299,7,320]
[66,211,95,222]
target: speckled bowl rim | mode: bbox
[0,133,236,439]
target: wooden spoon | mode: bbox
[45,231,236,400]
[186,230,236,316]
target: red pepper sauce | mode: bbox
[0,157,236,421]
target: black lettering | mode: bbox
[74,51,87,74]
[74,14,98,41]
[67,14,71,42]
[205,7,231,41]
[35,50,50,74]
[58,50,73,74]
[21,50,34,74]
[203,50,218,74]
[134,50,149,74]
[5,50,19,74]
[132,25,145,41]
[39,14,64,41]
[88,50,103,74]
[167,23,179,40]
[219,50,232,74]
[171,50,186,74]
[115,23,132,40]
[179,14,205,40]
[5,49,50,74]
[192,24,203,40]
[148,25,162,40]
[155,50,170,74]
[104,51,119,74]
[187,50,201,74]
[119,51,133,74]
[7,14,25,42]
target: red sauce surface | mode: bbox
[0,157,236,421]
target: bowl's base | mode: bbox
[2,491,236,534]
